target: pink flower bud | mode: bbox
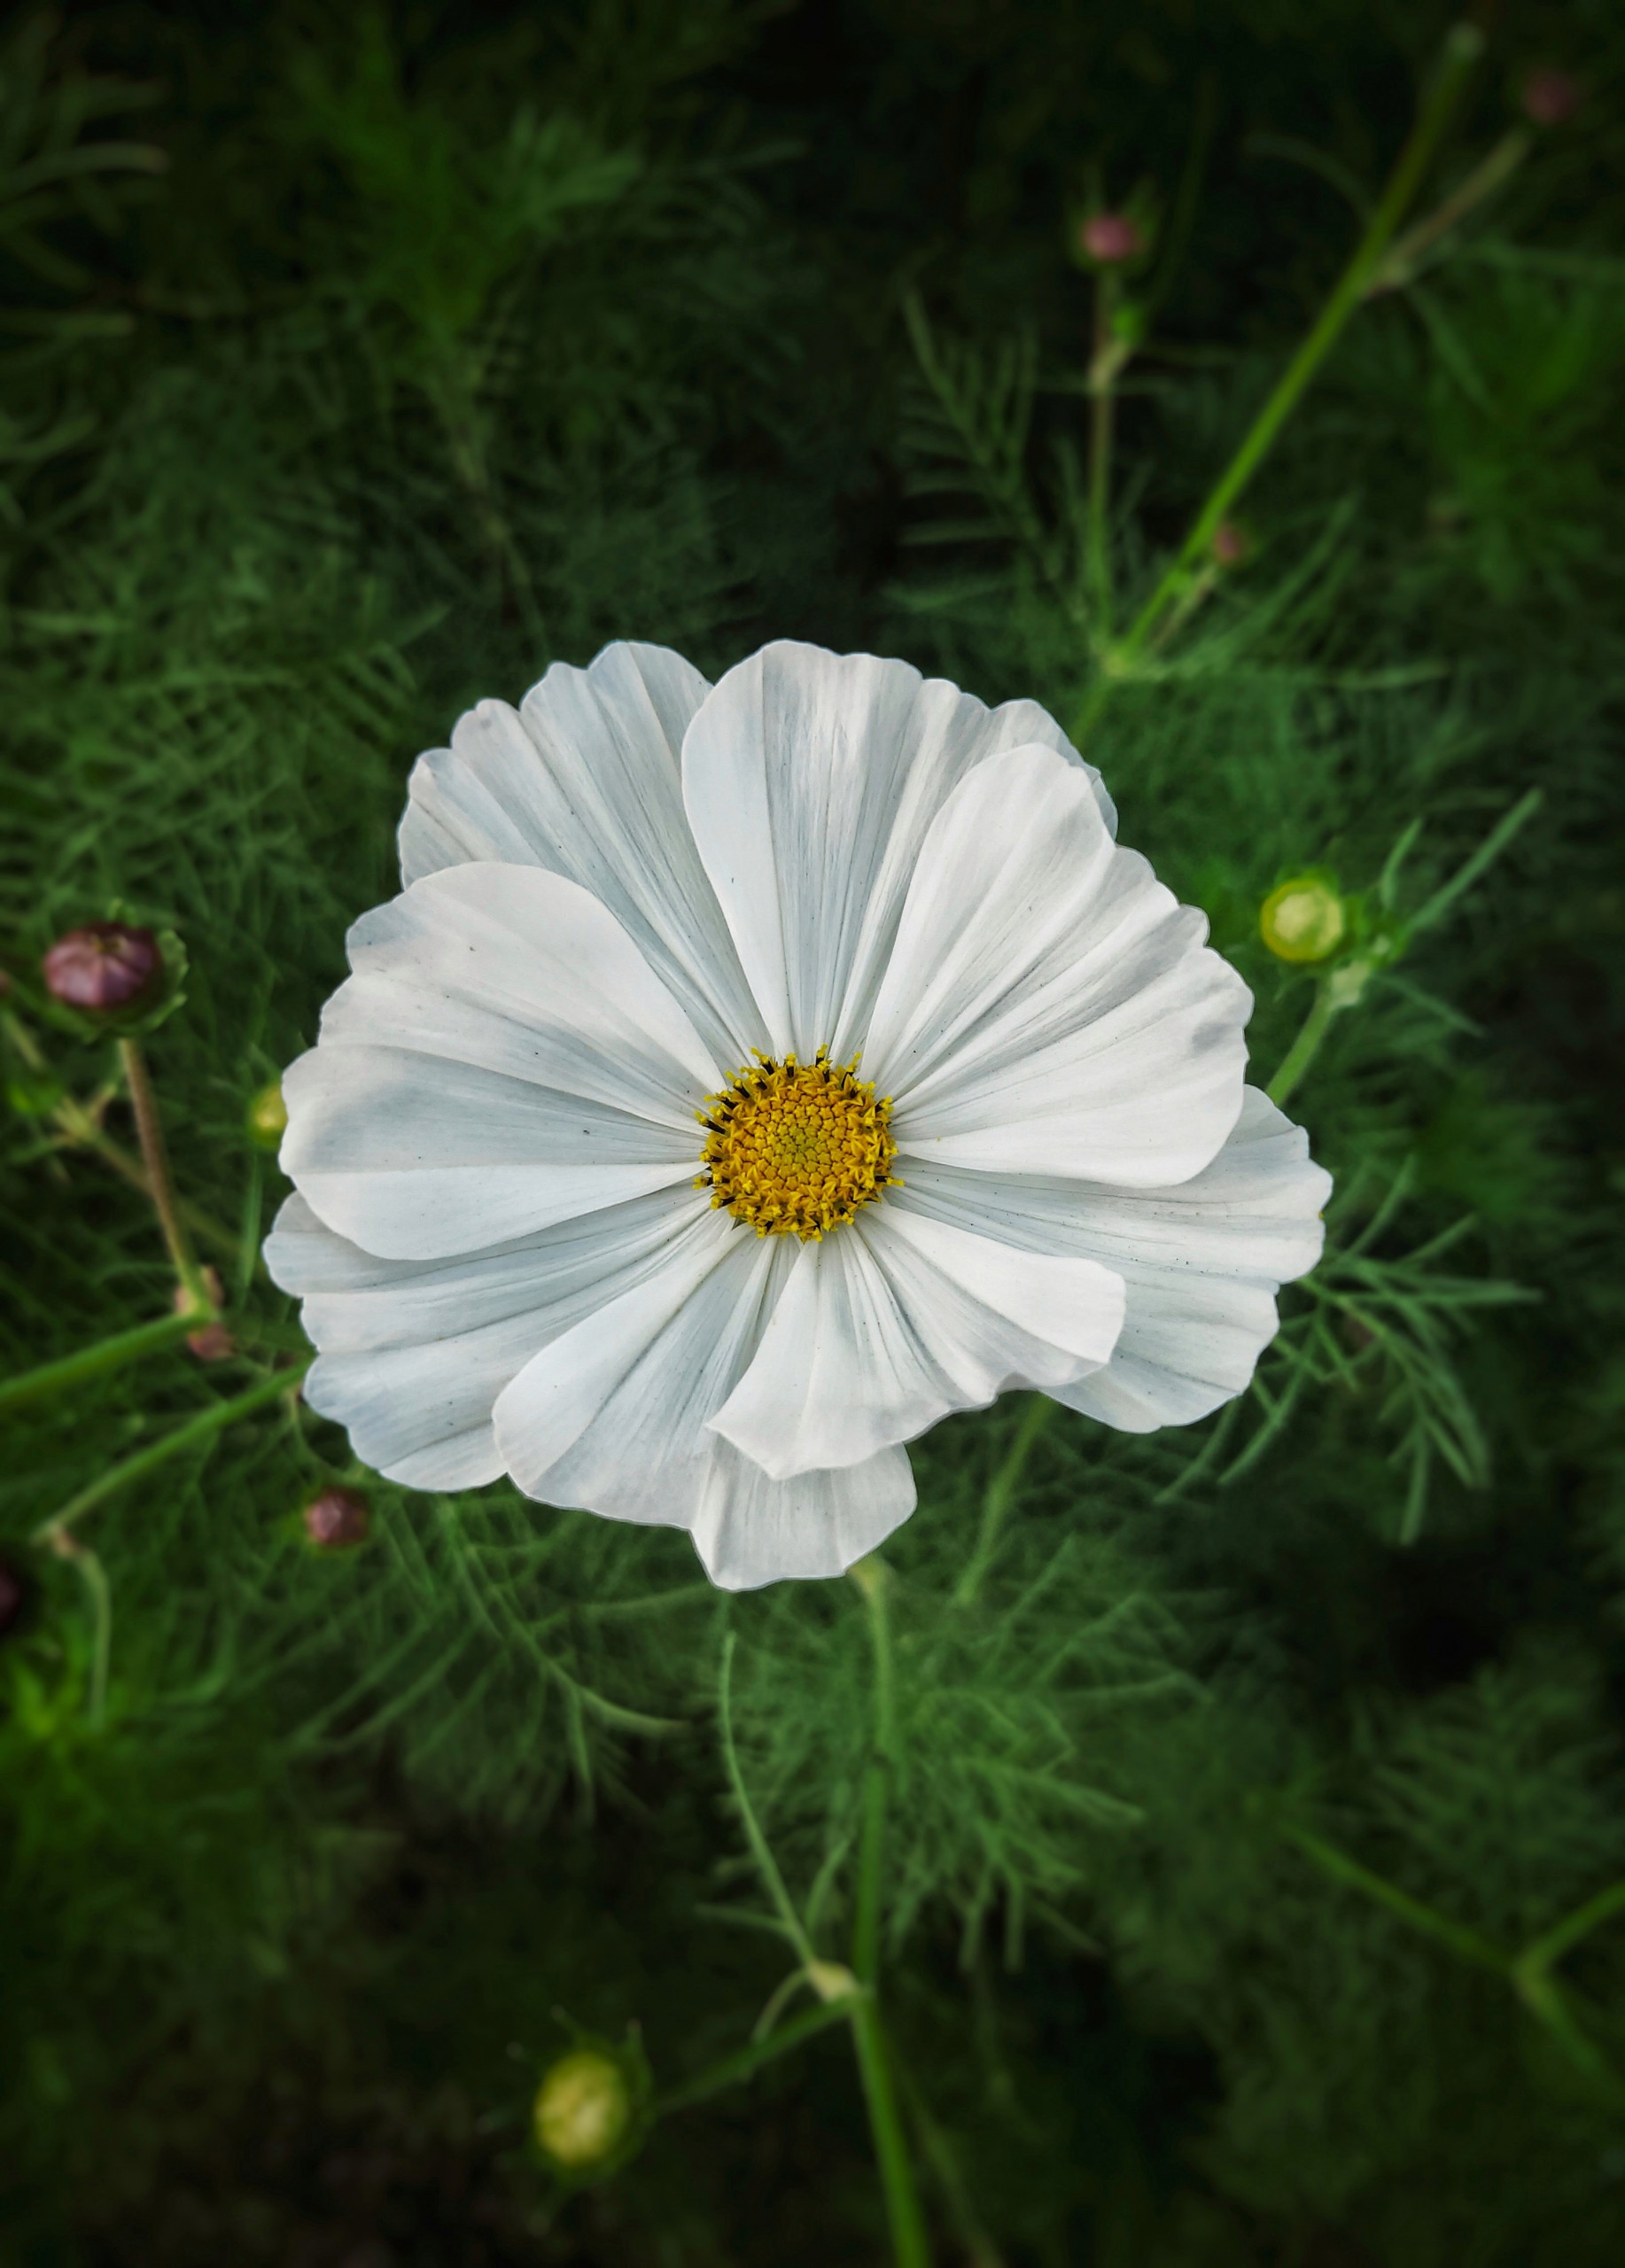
[1521,68,1581,127]
[0,1556,27,1639]
[1080,213,1144,266]
[302,1486,371,1549]
[42,923,162,1015]
[1211,520,1249,567]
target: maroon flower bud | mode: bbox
[175,1267,233,1362]
[302,1486,370,1549]
[1080,212,1144,265]
[0,1556,27,1640]
[42,923,162,1015]
[1521,68,1582,127]
[1211,519,1250,568]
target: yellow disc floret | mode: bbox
[697,1049,898,1240]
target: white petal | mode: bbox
[264,1186,706,1487]
[896,1088,1331,1432]
[399,641,765,1067]
[680,641,1114,1063]
[866,744,1251,1187]
[488,1208,921,1587]
[691,1442,916,1591]
[710,1204,1124,1480]
[282,863,717,1260]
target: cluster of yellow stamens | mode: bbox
[696,1049,898,1240]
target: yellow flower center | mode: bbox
[696,1050,898,1241]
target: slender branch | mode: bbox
[1085,275,1122,632]
[48,1530,113,1728]
[1098,22,1483,692]
[0,1307,201,1415]
[656,1998,854,2116]
[117,1038,212,1310]
[1282,1823,1510,1973]
[1519,1879,1625,1977]
[32,1359,309,1542]
[1365,128,1529,295]
[1265,983,1341,1110]
[718,1631,817,1966]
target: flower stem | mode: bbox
[954,1393,1054,1607]
[848,1557,932,2266]
[0,1307,204,1416]
[1265,983,1341,1110]
[47,1529,113,1727]
[117,1037,213,1312]
[1096,22,1482,695]
[32,1358,309,1544]
[1086,275,1121,632]
[656,1996,854,2116]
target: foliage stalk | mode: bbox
[33,1360,309,1542]
[1086,274,1119,631]
[0,1307,205,1415]
[657,1997,854,2115]
[1102,22,1483,684]
[1265,983,1341,1110]
[955,1394,1054,1605]
[117,1037,213,1312]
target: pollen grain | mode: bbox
[696,1050,898,1241]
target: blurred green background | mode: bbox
[4,2,1625,2261]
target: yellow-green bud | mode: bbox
[1259,876,1347,965]
[533,2047,633,2172]
[246,1078,288,1151]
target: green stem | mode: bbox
[954,1394,1054,1606]
[53,1534,113,1728]
[657,1998,854,2116]
[1366,128,1529,296]
[32,1359,309,1543]
[718,1631,817,1965]
[1086,276,1119,631]
[1520,1879,1625,1977]
[1283,1823,1508,1974]
[847,1557,931,2265]
[1104,22,1482,685]
[0,1307,201,1416]
[118,1037,212,1311]
[1265,982,1341,1110]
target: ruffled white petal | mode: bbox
[894,1088,1330,1432]
[710,1205,1124,1480]
[691,1441,916,1591]
[489,1209,917,1586]
[680,641,1114,1064]
[264,1186,705,1488]
[399,641,765,1068]
[865,744,1251,1187]
[281,863,717,1260]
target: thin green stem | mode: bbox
[117,1038,211,1310]
[1283,1823,1509,1974]
[656,1997,854,2116]
[1366,128,1529,296]
[32,1359,309,1542]
[954,1394,1054,1606]
[1100,22,1482,691]
[847,1557,931,2264]
[1265,983,1341,1110]
[0,1307,201,1415]
[718,1631,817,1965]
[55,1535,113,1728]
[1520,1879,1625,1977]
[1086,275,1119,631]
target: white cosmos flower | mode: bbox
[266,641,1330,1590]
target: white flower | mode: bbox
[266,641,1330,1589]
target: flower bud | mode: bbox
[302,1485,370,1549]
[1521,68,1581,127]
[42,923,162,1015]
[533,2047,634,2173]
[0,1555,27,1640]
[246,1078,288,1151]
[1211,519,1250,568]
[175,1266,233,1361]
[1079,212,1144,266]
[1260,874,1347,964]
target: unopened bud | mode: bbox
[1079,212,1144,265]
[302,1486,370,1549]
[806,1960,858,2003]
[42,923,162,1015]
[246,1078,288,1151]
[175,1266,233,1361]
[533,2048,634,2172]
[1521,68,1581,127]
[1260,875,1347,964]
[0,1555,27,1640]
[1211,519,1250,568]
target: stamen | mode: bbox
[697,1050,898,1241]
